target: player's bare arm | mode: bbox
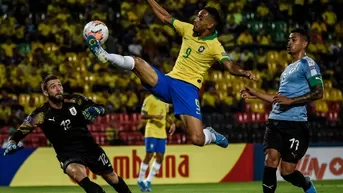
[241,86,275,103]
[167,115,176,135]
[273,84,324,105]
[147,0,173,24]
[222,60,256,80]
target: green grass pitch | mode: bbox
[0,180,342,193]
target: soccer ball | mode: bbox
[83,20,109,45]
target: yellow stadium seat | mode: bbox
[210,71,223,82]
[8,93,17,100]
[218,92,226,99]
[44,43,58,53]
[84,84,90,93]
[323,80,332,89]
[267,90,278,95]
[66,52,78,62]
[314,101,328,113]
[251,101,265,113]
[279,50,292,63]
[330,89,343,101]
[279,60,288,69]
[267,51,279,62]
[223,71,235,81]
[268,62,277,74]
[233,81,245,92]
[337,90,343,101]
[31,93,45,105]
[215,82,228,92]
[246,81,258,89]
[323,90,330,101]
[18,94,30,106]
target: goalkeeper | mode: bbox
[4,75,132,193]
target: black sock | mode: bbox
[78,177,105,193]
[262,166,277,193]
[281,170,311,191]
[110,176,131,193]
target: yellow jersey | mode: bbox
[167,18,231,88]
[142,95,169,139]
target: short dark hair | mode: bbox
[291,28,310,46]
[41,74,59,91]
[204,6,222,30]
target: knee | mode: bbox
[190,134,205,146]
[134,57,143,67]
[103,172,119,184]
[67,167,86,182]
[265,154,280,168]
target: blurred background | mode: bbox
[0,0,342,148]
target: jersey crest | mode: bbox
[198,46,205,52]
[69,107,77,116]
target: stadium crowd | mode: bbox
[0,0,342,146]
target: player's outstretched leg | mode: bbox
[102,172,132,193]
[86,35,158,88]
[205,127,229,148]
[65,163,106,193]
[180,115,228,148]
[280,161,316,193]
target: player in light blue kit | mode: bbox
[241,29,323,193]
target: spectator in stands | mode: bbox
[219,27,236,48]
[237,29,253,45]
[0,104,11,125]
[0,89,14,105]
[322,5,337,27]
[257,2,269,19]
[125,88,139,113]
[220,86,241,112]
[201,85,220,113]
[24,97,36,116]
[311,18,327,35]
[1,39,15,57]
[257,29,272,46]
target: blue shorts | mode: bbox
[145,67,202,120]
[145,137,167,153]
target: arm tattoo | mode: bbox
[291,84,324,105]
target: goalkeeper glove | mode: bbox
[82,106,105,121]
[4,141,22,156]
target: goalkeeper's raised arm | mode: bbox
[147,0,173,24]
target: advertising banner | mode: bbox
[0,144,253,186]
[276,147,343,181]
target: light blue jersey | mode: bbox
[269,56,323,121]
